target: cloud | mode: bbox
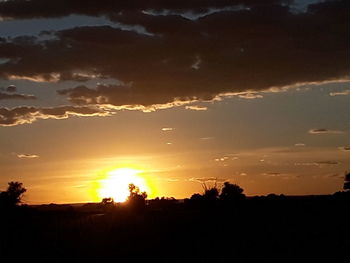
[6,85,16,92]
[191,55,201,70]
[200,137,213,140]
[0,91,36,100]
[0,106,109,126]
[238,93,263,99]
[329,90,350,96]
[161,127,174,131]
[262,172,300,179]
[214,156,229,162]
[314,161,339,166]
[189,177,226,183]
[166,178,180,182]
[295,161,339,166]
[0,1,286,20]
[308,129,344,134]
[0,1,350,113]
[324,173,344,179]
[338,146,350,152]
[262,172,282,177]
[185,105,207,111]
[17,153,39,159]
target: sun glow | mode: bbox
[97,168,150,202]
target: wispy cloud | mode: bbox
[17,153,39,159]
[262,172,300,180]
[330,90,350,96]
[189,177,226,183]
[238,93,263,99]
[191,55,201,70]
[0,91,36,101]
[214,156,229,162]
[338,146,350,152]
[161,127,174,131]
[308,129,344,134]
[185,105,207,111]
[166,178,180,182]
[262,172,282,177]
[295,161,339,166]
[0,106,110,126]
[200,137,214,140]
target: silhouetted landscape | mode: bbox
[1,176,350,262]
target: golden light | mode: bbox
[97,168,150,202]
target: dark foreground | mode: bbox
[1,193,350,262]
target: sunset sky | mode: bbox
[0,0,349,204]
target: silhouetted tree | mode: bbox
[343,172,350,191]
[203,187,219,200]
[0,181,26,207]
[200,179,220,202]
[126,183,147,209]
[219,182,245,202]
[190,193,202,201]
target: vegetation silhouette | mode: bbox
[1,179,350,262]
[219,182,246,202]
[125,183,147,210]
[343,172,350,191]
[0,181,26,208]
[188,181,246,207]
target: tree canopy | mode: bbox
[220,182,245,202]
[0,181,26,207]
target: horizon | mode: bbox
[1,0,350,204]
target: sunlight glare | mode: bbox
[98,168,149,202]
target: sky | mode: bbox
[0,0,349,204]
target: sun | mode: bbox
[97,168,150,202]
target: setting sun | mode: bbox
[98,168,150,202]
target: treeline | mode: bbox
[1,171,350,211]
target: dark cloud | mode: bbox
[6,85,17,92]
[0,105,109,126]
[0,91,36,100]
[0,1,288,20]
[1,1,350,110]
